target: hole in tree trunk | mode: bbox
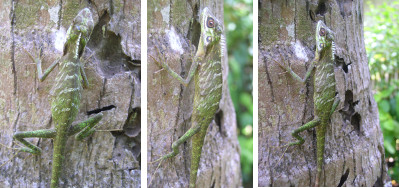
[86,105,116,115]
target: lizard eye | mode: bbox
[319,28,326,36]
[319,43,324,48]
[206,36,212,42]
[207,17,215,28]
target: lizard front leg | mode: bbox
[79,63,89,89]
[273,53,319,84]
[150,46,199,87]
[329,96,340,117]
[23,47,60,82]
[68,113,103,140]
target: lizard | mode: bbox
[273,20,339,186]
[150,7,224,188]
[13,8,103,187]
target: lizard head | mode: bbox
[315,20,334,56]
[64,8,94,58]
[197,7,224,57]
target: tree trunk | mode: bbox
[258,0,389,186]
[0,1,141,187]
[147,1,241,187]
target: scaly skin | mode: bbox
[13,8,103,187]
[151,7,224,188]
[275,20,339,186]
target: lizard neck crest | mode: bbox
[315,20,335,61]
[64,8,94,59]
[197,7,223,57]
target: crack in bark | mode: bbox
[262,54,275,102]
[109,0,114,15]
[349,134,357,185]
[98,78,107,108]
[10,0,17,96]
[57,0,62,30]
[169,0,172,27]
[304,149,312,186]
[267,112,276,185]
[77,144,86,185]
[340,143,347,186]
[122,0,126,16]
[294,0,297,40]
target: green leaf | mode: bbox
[379,99,390,113]
[382,119,395,131]
[396,92,399,119]
[384,139,396,154]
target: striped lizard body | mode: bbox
[150,7,224,188]
[50,56,84,187]
[190,21,223,186]
[13,8,104,187]
[275,20,339,186]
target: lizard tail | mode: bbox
[315,121,327,187]
[189,123,209,188]
[50,128,69,188]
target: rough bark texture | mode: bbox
[0,1,141,187]
[258,0,389,186]
[147,0,241,187]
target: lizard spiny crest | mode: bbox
[315,20,335,61]
[220,33,226,58]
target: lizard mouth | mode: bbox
[327,31,334,41]
[216,25,223,34]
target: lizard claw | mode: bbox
[148,156,165,164]
[22,46,41,64]
[153,68,165,74]
[272,144,291,169]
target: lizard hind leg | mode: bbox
[273,118,320,168]
[288,117,320,146]
[68,113,103,141]
[148,122,202,187]
[156,122,202,163]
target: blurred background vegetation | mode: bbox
[224,0,253,187]
[365,0,399,186]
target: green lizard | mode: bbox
[274,20,339,186]
[150,7,224,188]
[13,8,103,187]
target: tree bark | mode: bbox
[0,1,141,187]
[258,0,389,186]
[147,0,241,187]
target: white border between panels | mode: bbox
[141,0,147,187]
[253,0,259,187]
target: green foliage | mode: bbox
[365,0,399,183]
[239,135,253,186]
[224,0,253,187]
